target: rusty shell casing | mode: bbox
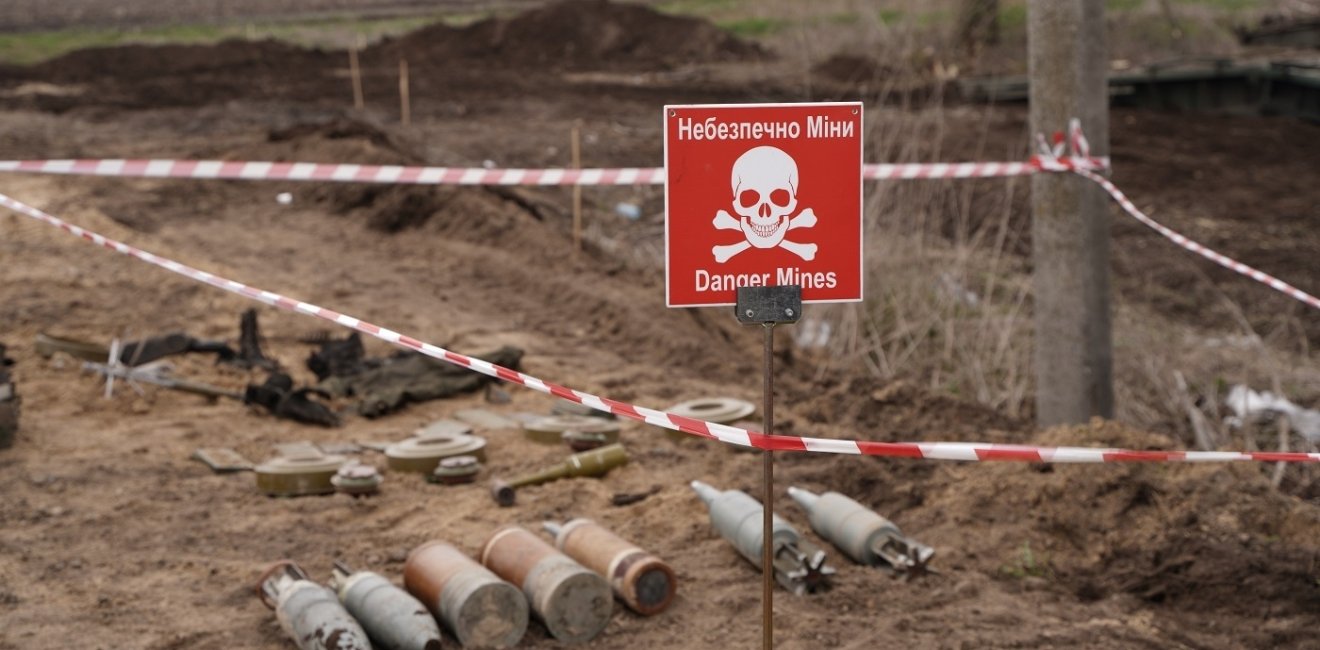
[275,580,372,650]
[481,525,613,644]
[548,519,676,616]
[337,570,443,650]
[404,541,528,649]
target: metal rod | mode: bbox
[571,125,582,254]
[761,322,774,650]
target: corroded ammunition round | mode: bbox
[691,480,799,567]
[690,481,836,594]
[787,487,935,574]
[490,443,629,507]
[332,563,443,650]
[256,561,371,650]
[481,525,613,644]
[544,519,676,616]
[404,541,527,649]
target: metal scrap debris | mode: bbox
[0,344,17,449]
[83,360,243,400]
[244,372,340,427]
[1226,385,1320,442]
[316,344,524,418]
[191,447,254,473]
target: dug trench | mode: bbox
[2,2,1320,648]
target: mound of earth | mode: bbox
[11,39,335,111]
[781,417,1320,647]
[373,0,765,72]
[33,39,328,83]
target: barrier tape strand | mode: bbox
[1076,169,1320,312]
[0,157,1107,185]
[3,189,1317,463]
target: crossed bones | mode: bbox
[711,208,818,263]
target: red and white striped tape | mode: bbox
[3,189,1316,463]
[0,157,1105,185]
[1076,168,1320,312]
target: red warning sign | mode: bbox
[664,102,863,307]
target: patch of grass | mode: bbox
[998,4,1028,30]
[879,9,906,25]
[657,0,742,17]
[916,9,953,27]
[1174,0,1262,11]
[719,17,791,38]
[826,12,861,26]
[1000,541,1052,579]
[1107,0,1145,11]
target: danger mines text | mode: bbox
[695,267,838,292]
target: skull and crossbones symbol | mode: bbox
[712,146,817,263]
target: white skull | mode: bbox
[731,146,798,249]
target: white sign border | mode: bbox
[663,101,865,308]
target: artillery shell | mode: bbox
[257,561,371,650]
[334,567,443,650]
[405,541,527,648]
[547,519,676,616]
[481,525,613,644]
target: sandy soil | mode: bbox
[2,2,1320,649]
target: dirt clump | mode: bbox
[921,423,1320,638]
[374,0,765,72]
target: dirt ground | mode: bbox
[3,2,1320,648]
[0,0,489,32]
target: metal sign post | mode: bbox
[663,101,862,648]
[735,284,801,650]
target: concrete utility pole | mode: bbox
[1027,0,1114,426]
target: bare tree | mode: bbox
[957,0,1001,52]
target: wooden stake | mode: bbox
[571,125,583,254]
[399,59,411,126]
[1273,417,1291,488]
[349,40,364,111]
